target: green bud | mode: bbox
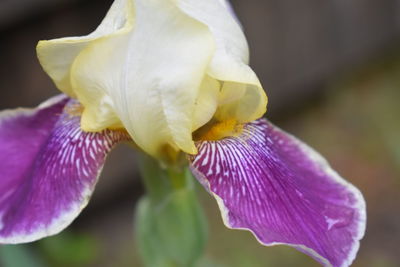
[135,154,208,267]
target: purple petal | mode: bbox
[0,95,130,243]
[189,119,366,267]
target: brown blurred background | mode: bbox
[1,0,400,266]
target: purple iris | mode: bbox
[0,94,365,267]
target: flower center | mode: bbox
[194,119,243,141]
[65,101,84,117]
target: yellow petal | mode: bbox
[215,82,266,122]
[37,0,131,97]
[192,76,220,131]
[36,0,267,159]
[176,0,267,122]
[70,0,214,157]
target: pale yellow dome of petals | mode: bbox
[37,0,267,158]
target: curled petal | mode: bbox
[176,0,267,123]
[0,95,130,243]
[36,0,131,97]
[37,0,267,158]
[38,0,215,157]
[189,119,366,267]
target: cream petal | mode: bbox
[36,0,132,97]
[192,76,220,131]
[215,82,266,122]
[71,0,214,157]
[176,0,267,122]
[37,0,267,158]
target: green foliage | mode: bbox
[0,245,45,267]
[38,231,98,267]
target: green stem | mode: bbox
[135,152,208,267]
[137,153,193,201]
[137,153,170,203]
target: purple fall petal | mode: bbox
[189,119,366,267]
[0,95,130,243]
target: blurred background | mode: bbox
[0,0,400,266]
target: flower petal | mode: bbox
[37,0,267,158]
[36,0,132,97]
[68,0,214,157]
[176,0,267,122]
[0,95,130,244]
[189,119,366,267]
[192,75,220,131]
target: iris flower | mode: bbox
[0,0,365,266]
